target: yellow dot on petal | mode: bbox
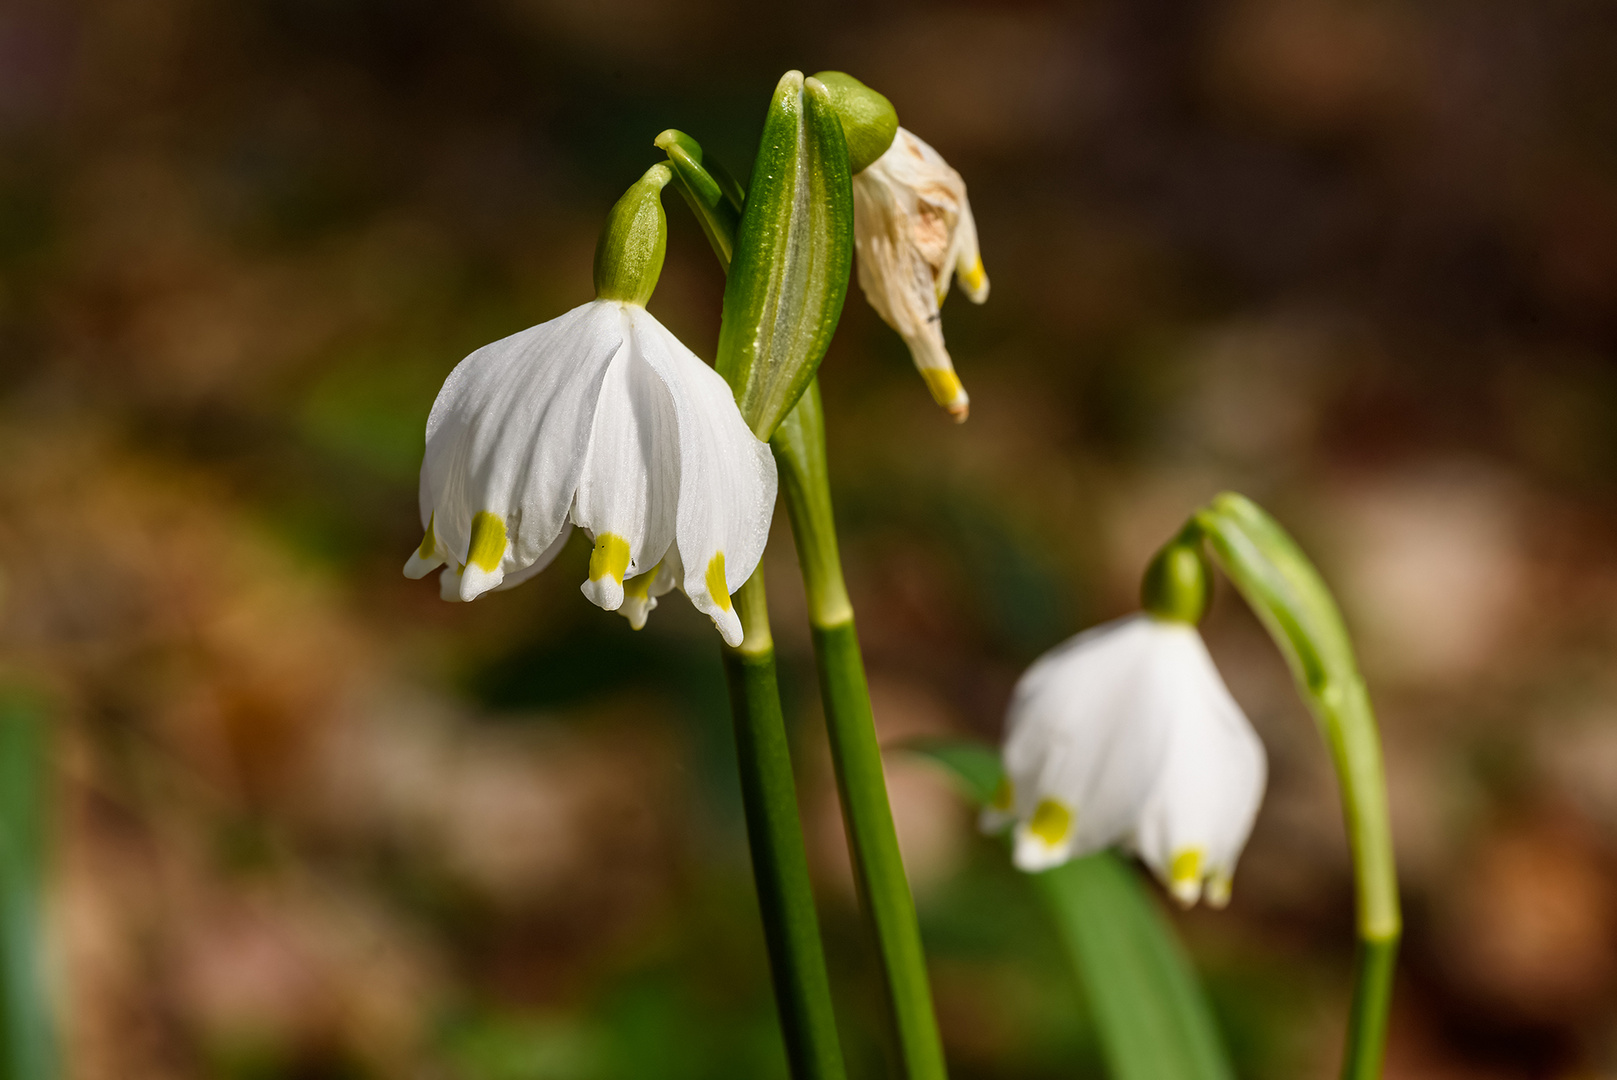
[418,513,437,558]
[705,552,731,612]
[622,567,655,601]
[468,512,507,572]
[1170,849,1204,890]
[589,533,631,583]
[990,777,1015,813]
[959,256,987,295]
[1028,798,1072,847]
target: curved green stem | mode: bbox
[1191,493,1400,1080]
[724,573,848,1080]
[775,388,949,1080]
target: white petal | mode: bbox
[417,300,624,599]
[1000,615,1175,869]
[572,308,680,611]
[493,524,574,593]
[1130,625,1267,907]
[626,307,777,648]
[852,127,983,419]
[615,553,680,631]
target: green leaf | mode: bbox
[903,737,1235,1080]
[897,736,1003,808]
[1036,855,1235,1080]
[0,690,57,1080]
[715,72,853,440]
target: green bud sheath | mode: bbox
[716,72,854,440]
[656,129,743,268]
[1141,528,1213,624]
[594,163,672,306]
[811,71,899,174]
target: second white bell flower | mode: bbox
[405,298,777,647]
[985,614,1267,906]
[852,126,988,421]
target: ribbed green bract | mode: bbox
[716,72,853,440]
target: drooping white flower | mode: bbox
[984,614,1267,906]
[404,299,776,647]
[852,127,988,421]
[1129,649,1266,907]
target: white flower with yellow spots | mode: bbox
[403,298,776,648]
[983,614,1266,907]
[852,126,988,421]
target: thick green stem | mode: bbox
[724,574,848,1080]
[775,391,949,1080]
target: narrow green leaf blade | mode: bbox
[715,72,853,439]
[897,735,1003,808]
[0,691,57,1080]
[1036,854,1235,1080]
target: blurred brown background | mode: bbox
[4,0,1617,1077]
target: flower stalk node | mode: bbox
[1141,529,1213,624]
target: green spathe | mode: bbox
[811,71,899,174]
[656,129,743,268]
[593,163,672,306]
[715,72,853,440]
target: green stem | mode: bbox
[1191,493,1401,1080]
[775,389,949,1080]
[664,132,943,1078]
[723,573,848,1080]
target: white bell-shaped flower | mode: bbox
[404,163,776,648]
[852,127,988,421]
[404,299,776,647]
[984,615,1266,905]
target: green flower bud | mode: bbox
[812,71,899,174]
[593,163,672,306]
[1142,530,1213,624]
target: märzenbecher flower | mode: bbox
[403,165,776,647]
[985,540,1267,906]
[852,126,988,421]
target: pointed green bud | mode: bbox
[1141,528,1213,624]
[812,71,898,174]
[716,72,854,439]
[593,163,671,306]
